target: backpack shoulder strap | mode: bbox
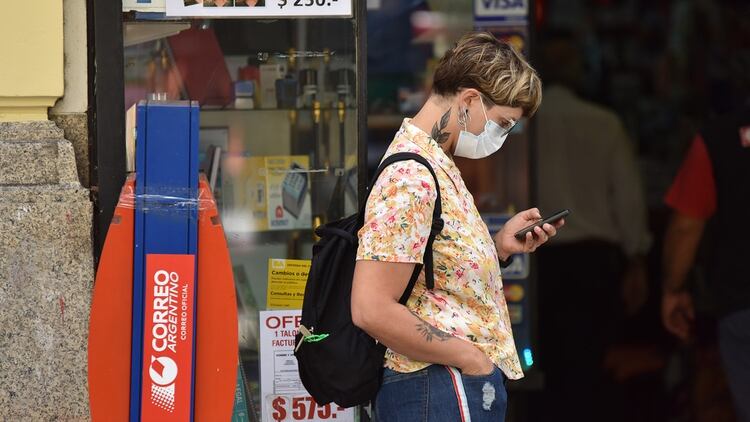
[360,152,445,303]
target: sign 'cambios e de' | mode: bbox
[141,254,196,421]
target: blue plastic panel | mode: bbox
[131,101,200,422]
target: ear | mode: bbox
[457,88,482,110]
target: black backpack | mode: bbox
[295,152,444,408]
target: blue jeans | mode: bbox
[719,308,750,422]
[374,365,508,422]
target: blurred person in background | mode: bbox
[533,29,652,421]
[662,53,750,421]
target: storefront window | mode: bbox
[124,15,360,416]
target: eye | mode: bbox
[499,118,517,133]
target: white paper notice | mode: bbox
[259,310,354,422]
[166,0,353,18]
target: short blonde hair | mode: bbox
[433,32,543,117]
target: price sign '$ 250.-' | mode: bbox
[278,0,340,9]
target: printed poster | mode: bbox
[259,310,354,422]
[264,156,312,231]
[236,156,269,231]
[232,156,312,232]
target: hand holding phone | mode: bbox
[514,209,570,240]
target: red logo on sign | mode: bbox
[141,254,196,422]
[740,126,750,148]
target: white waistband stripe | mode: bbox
[446,367,472,422]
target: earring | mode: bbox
[458,108,468,128]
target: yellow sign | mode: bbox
[505,284,525,303]
[267,259,311,309]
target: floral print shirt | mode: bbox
[356,119,523,380]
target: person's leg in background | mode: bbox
[718,308,750,422]
[534,241,624,422]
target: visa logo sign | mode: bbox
[481,0,524,8]
[475,0,528,19]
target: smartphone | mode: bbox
[514,209,570,240]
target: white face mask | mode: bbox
[454,100,514,159]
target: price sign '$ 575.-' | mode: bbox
[270,395,347,421]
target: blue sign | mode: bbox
[482,213,530,280]
[482,213,511,234]
[502,253,529,280]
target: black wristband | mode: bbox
[499,255,514,268]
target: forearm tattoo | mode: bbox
[410,310,452,342]
[431,109,451,144]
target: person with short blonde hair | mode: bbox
[351,32,561,421]
[432,32,542,117]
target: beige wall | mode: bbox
[50,0,90,186]
[53,0,88,115]
[0,2,64,121]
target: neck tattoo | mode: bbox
[431,109,452,144]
